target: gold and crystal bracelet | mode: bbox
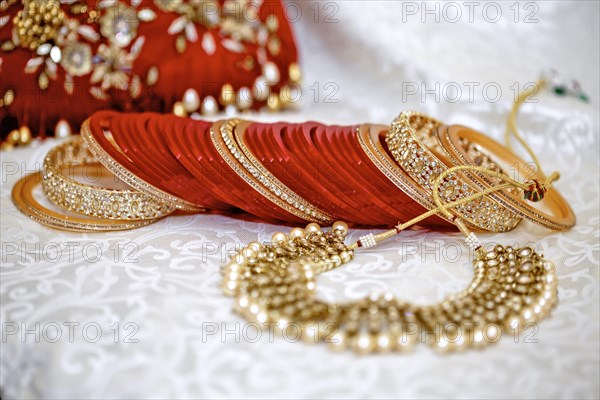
[13,172,161,232]
[42,138,176,220]
[386,111,521,232]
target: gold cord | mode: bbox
[505,79,545,173]
[352,79,561,250]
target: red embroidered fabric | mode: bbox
[1,0,299,140]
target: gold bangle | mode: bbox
[80,118,204,213]
[386,111,521,232]
[12,172,161,232]
[211,119,333,224]
[42,138,175,220]
[437,124,576,230]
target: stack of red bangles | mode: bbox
[11,107,574,233]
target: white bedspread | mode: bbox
[1,1,598,398]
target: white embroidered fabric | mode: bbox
[1,1,599,398]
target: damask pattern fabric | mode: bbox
[1,1,599,398]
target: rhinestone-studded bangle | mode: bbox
[386,111,521,233]
[212,119,333,224]
[42,137,175,220]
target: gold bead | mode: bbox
[247,242,262,252]
[18,126,31,145]
[305,223,321,234]
[38,72,49,90]
[1,142,14,151]
[266,14,279,31]
[327,330,347,352]
[241,247,257,260]
[220,84,235,106]
[330,254,342,267]
[432,337,455,354]
[172,101,186,117]
[147,66,159,86]
[375,333,392,353]
[288,62,301,83]
[3,89,14,107]
[301,323,319,344]
[289,227,305,239]
[350,333,375,355]
[8,129,20,144]
[266,92,280,112]
[279,84,300,108]
[176,34,186,53]
[332,221,349,236]
[394,330,417,352]
[271,232,287,244]
[340,251,352,263]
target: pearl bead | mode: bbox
[236,87,253,110]
[146,66,159,86]
[253,76,269,101]
[271,232,287,244]
[183,88,200,112]
[55,120,71,138]
[225,104,237,116]
[289,228,304,239]
[50,45,62,63]
[305,223,321,234]
[332,221,349,236]
[263,61,280,83]
[201,96,218,115]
